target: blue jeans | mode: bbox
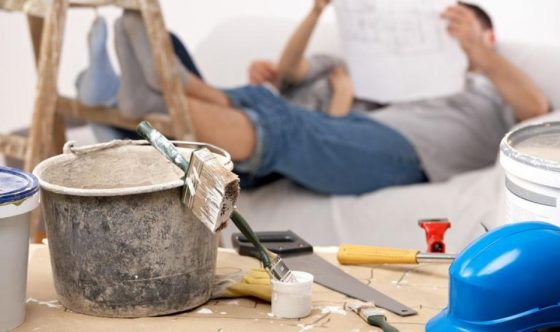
[226,86,426,195]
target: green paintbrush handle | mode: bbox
[136,121,190,173]
[137,122,274,272]
[368,315,399,332]
[230,210,272,268]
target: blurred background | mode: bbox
[1,0,559,157]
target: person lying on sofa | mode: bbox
[81,1,549,195]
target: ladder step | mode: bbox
[0,134,28,160]
[56,96,175,138]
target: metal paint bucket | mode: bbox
[500,122,560,225]
[0,167,39,331]
[32,140,233,318]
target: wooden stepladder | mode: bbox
[0,0,195,242]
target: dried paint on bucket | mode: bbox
[500,122,560,225]
[32,140,233,318]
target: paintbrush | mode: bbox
[137,121,295,283]
[137,121,238,232]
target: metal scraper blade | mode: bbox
[282,252,417,317]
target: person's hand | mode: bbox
[248,60,278,85]
[329,66,353,93]
[442,4,490,65]
[328,66,354,117]
[313,0,331,14]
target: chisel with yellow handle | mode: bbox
[337,244,456,265]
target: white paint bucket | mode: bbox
[500,122,560,225]
[0,167,40,332]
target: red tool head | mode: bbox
[418,219,451,253]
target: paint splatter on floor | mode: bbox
[196,307,213,314]
[320,306,347,315]
[26,298,62,309]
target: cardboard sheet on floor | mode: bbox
[19,245,449,331]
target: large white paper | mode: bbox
[333,0,468,103]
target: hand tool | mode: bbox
[346,301,399,332]
[232,230,417,317]
[337,244,456,265]
[137,121,295,283]
[418,219,451,253]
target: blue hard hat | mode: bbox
[427,222,560,332]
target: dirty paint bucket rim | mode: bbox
[32,140,233,197]
[500,121,560,173]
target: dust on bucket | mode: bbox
[500,122,560,225]
[0,166,40,331]
[32,140,233,318]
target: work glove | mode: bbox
[212,268,272,302]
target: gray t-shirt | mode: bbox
[279,54,517,182]
[369,73,516,182]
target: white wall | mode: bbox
[1,0,559,133]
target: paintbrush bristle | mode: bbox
[185,148,240,232]
[268,254,296,283]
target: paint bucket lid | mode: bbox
[501,122,560,172]
[0,166,39,204]
[0,166,40,219]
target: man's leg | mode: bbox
[187,85,426,195]
[187,97,255,160]
[121,11,229,107]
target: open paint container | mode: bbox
[500,122,560,225]
[271,271,314,318]
[0,167,40,331]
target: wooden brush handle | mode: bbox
[338,244,419,265]
[136,121,190,173]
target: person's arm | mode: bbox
[328,66,354,117]
[275,0,331,85]
[473,49,549,120]
[443,5,549,121]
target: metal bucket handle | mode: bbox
[63,140,233,169]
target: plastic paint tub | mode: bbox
[500,122,560,225]
[0,167,40,332]
[271,271,313,318]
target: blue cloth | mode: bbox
[225,86,427,195]
[170,32,203,80]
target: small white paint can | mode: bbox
[0,167,40,332]
[500,122,560,225]
[271,271,313,319]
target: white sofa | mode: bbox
[193,18,560,252]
